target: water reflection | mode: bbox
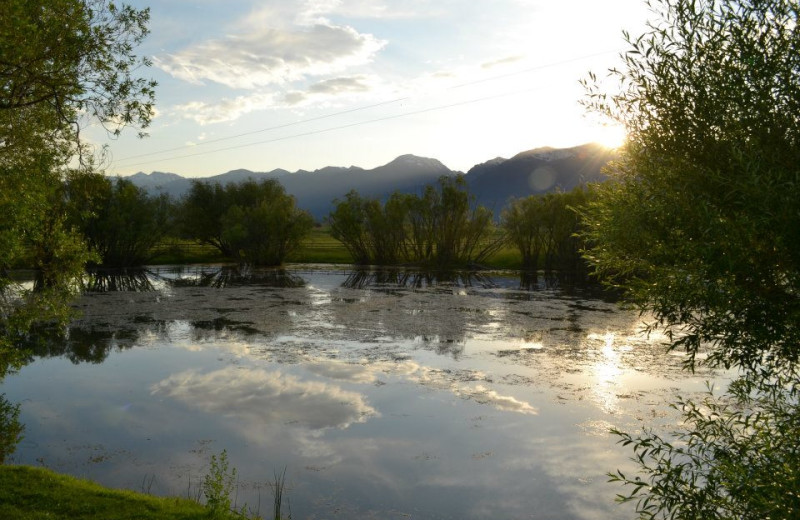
[1,266,723,520]
[25,325,139,364]
[163,265,305,289]
[83,268,156,292]
[151,366,377,432]
[0,393,23,463]
[516,270,613,299]
[342,269,496,290]
[588,332,624,414]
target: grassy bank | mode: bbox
[0,465,229,519]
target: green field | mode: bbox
[149,227,524,269]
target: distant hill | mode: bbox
[463,143,617,212]
[119,143,616,220]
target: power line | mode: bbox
[112,49,620,169]
[114,96,409,162]
[117,85,550,169]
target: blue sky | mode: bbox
[95,0,651,177]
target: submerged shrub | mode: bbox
[329,176,502,267]
[181,179,313,266]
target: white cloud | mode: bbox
[150,366,377,431]
[298,0,445,20]
[481,55,524,69]
[172,93,277,125]
[155,23,386,90]
[281,75,376,105]
[171,75,387,124]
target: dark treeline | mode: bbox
[328,176,502,268]
[34,175,313,269]
[501,185,596,275]
[65,174,170,268]
[40,171,596,273]
[330,175,596,273]
[179,178,313,266]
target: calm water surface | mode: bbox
[2,265,724,519]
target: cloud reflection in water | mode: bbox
[151,366,377,431]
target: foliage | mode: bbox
[328,176,502,267]
[181,179,313,266]
[0,154,89,378]
[406,176,501,268]
[65,175,170,267]
[202,450,237,518]
[1,0,156,145]
[502,186,595,273]
[609,373,800,520]
[0,0,155,459]
[328,190,409,265]
[582,0,800,517]
[0,395,23,464]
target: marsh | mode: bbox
[2,265,724,519]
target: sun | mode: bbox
[592,122,627,149]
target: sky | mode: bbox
[92,0,652,178]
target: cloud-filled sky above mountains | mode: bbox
[98,0,649,177]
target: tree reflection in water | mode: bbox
[83,268,156,292]
[24,324,141,365]
[166,265,305,289]
[342,268,496,290]
[0,393,23,464]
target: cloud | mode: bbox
[150,366,376,431]
[281,75,374,105]
[296,0,447,21]
[171,75,383,123]
[461,384,538,414]
[297,354,539,416]
[155,23,386,90]
[481,55,524,69]
[172,93,277,125]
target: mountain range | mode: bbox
[121,143,617,219]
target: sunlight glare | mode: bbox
[593,123,627,149]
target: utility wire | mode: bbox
[117,85,548,169]
[113,49,619,168]
[114,96,410,162]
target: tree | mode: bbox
[406,176,502,268]
[502,187,595,273]
[328,177,502,268]
[582,0,800,517]
[0,0,156,344]
[328,191,373,264]
[0,0,155,458]
[328,191,410,265]
[65,176,170,267]
[181,179,313,266]
[1,0,156,144]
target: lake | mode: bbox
[1,265,724,519]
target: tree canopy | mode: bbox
[582,0,800,517]
[1,0,156,145]
[181,179,313,266]
[0,0,155,458]
[328,176,502,268]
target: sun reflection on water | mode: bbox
[589,332,623,414]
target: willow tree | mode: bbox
[582,0,800,517]
[0,0,155,460]
[181,179,313,266]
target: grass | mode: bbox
[148,228,523,269]
[285,227,354,264]
[148,238,228,265]
[0,465,226,519]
